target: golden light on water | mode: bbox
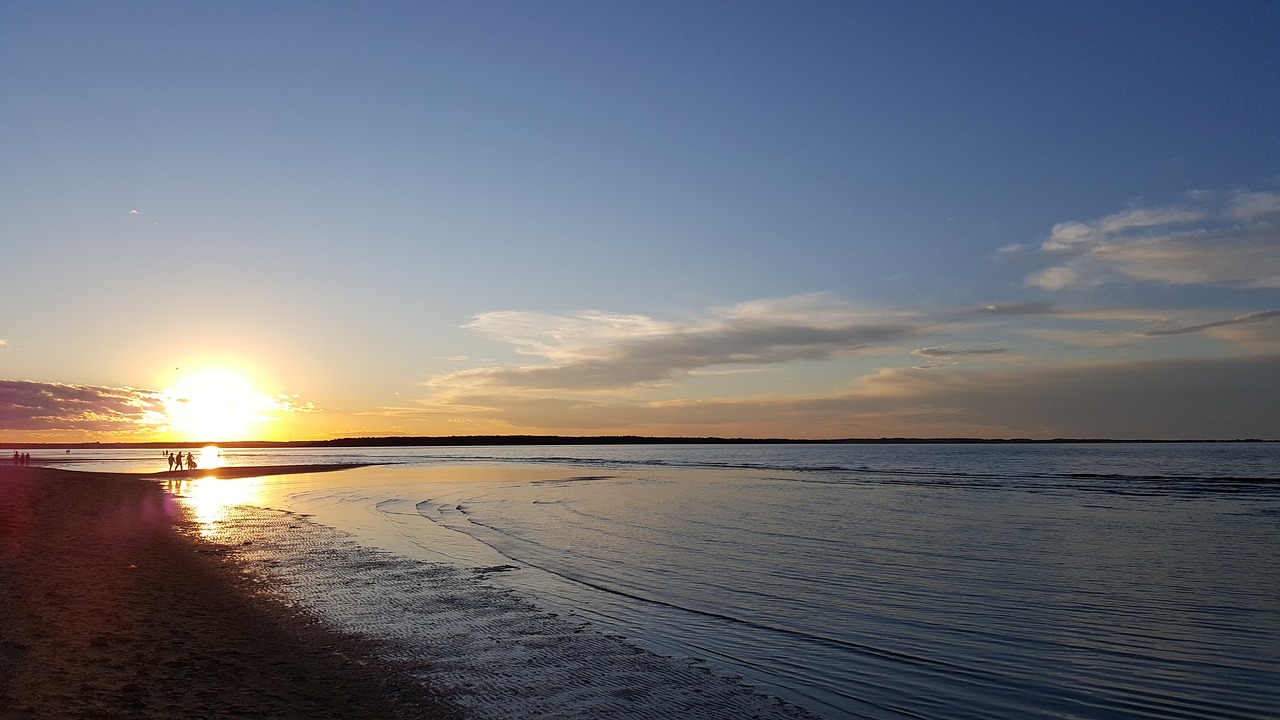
[164,368,276,441]
[180,476,263,539]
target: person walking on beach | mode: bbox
[167,452,176,471]
[186,451,197,470]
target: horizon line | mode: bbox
[2,434,1276,449]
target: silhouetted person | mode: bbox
[167,452,176,471]
[185,452,195,470]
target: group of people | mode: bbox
[167,451,197,471]
[11,451,32,466]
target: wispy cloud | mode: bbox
[412,354,1280,439]
[1137,310,1280,336]
[427,288,1280,405]
[1225,191,1280,222]
[439,293,929,392]
[970,304,1280,349]
[1027,189,1280,290]
[912,345,1011,359]
[840,353,1280,439]
[967,302,1061,316]
[0,380,167,432]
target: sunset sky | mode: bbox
[2,1,1278,442]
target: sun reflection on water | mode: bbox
[178,476,263,539]
[198,444,225,470]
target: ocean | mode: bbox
[46,443,1280,719]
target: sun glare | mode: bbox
[181,476,263,539]
[165,368,275,441]
[198,445,225,470]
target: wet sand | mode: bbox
[0,464,463,719]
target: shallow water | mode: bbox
[49,443,1280,718]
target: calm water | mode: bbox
[47,444,1280,718]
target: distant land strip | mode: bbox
[2,435,1275,450]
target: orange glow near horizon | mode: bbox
[164,368,278,442]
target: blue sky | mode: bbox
[2,1,1278,441]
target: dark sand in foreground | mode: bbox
[0,464,462,719]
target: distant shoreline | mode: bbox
[2,434,1275,450]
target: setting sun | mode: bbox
[164,369,276,441]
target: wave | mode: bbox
[396,450,1280,498]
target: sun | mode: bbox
[164,368,276,441]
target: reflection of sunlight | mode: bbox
[181,476,262,539]
[198,445,225,469]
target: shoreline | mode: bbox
[0,464,462,719]
[2,462,821,719]
[5,462,375,478]
[144,463,376,479]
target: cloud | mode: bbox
[411,354,1280,440]
[466,310,678,362]
[0,380,167,432]
[1137,310,1280,336]
[441,293,928,392]
[955,305,1280,352]
[1026,266,1084,291]
[1027,189,1280,290]
[404,287,1280,438]
[967,302,1062,316]
[912,345,1010,359]
[272,394,320,414]
[0,380,320,437]
[1095,206,1207,235]
[435,290,1280,402]
[840,354,1280,439]
[1226,191,1280,222]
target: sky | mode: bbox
[2,0,1278,442]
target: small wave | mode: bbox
[530,475,617,485]
[216,507,822,720]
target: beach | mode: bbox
[4,444,1276,719]
[0,464,461,720]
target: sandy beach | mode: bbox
[0,464,462,720]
